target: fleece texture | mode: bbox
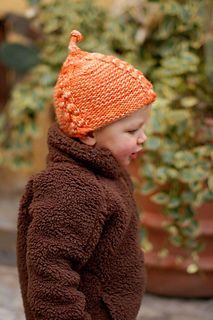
[17,123,145,320]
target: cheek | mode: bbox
[115,139,135,157]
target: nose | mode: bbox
[137,130,147,144]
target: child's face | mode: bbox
[93,105,152,168]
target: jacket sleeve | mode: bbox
[26,170,106,320]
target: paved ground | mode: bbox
[0,265,24,320]
[0,263,213,320]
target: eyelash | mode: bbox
[128,129,138,134]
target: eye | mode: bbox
[127,129,138,134]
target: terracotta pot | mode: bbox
[129,161,213,297]
[140,196,213,297]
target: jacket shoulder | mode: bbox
[32,162,104,202]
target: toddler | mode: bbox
[17,30,156,320]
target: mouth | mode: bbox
[130,153,137,160]
[130,149,143,160]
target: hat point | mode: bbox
[68,30,83,51]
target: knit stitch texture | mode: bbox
[54,30,156,137]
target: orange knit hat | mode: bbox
[54,30,156,137]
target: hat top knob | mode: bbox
[68,30,83,52]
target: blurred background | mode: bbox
[0,0,213,319]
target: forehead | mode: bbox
[119,105,151,126]
[96,105,151,134]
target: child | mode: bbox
[17,30,156,320]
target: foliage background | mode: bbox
[0,0,212,259]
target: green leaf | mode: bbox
[187,263,199,274]
[140,228,148,242]
[141,163,156,179]
[141,181,157,195]
[205,38,213,85]
[180,167,208,183]
[184,239,199,250]
[151,192,169,205]
[174,151,196,168]
[145,137,161,151]
[181,226,195,237]
[162,151,174,164]
[164,208,180,219]
[167,168,179,179]
[169,235,182,247]
[181,96,198,108]
[150,117,164,133]
[164,224,178,235]
[0,43,39,73]
[27,0,40,4]
[168,196,181,208]
[194,145,212,158]
[191,186,204,199]
[181,191,196,204]
[155,167,168,184]
[158,248,169,258]
[161,51,199,75]
[195,190,213,207]
[204,191,213,202]
[196,242,206,253]
[208,175,213,191]
[178,206,196,222]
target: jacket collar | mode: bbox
[47,123,125,179]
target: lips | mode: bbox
[130,148,143,160]
[130,153,137,160]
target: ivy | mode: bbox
[0,0,212,258]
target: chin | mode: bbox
[121,159,130,168]
[116,155,131,168]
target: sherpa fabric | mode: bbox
[17,123,145,320]
[54,30,156,137]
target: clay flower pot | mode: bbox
[136,193,213,297]
[129,160,213,297]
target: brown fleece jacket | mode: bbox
[17,123,145,320]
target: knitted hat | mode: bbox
[54,30,156,137]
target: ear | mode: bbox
[79,131,97,146]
